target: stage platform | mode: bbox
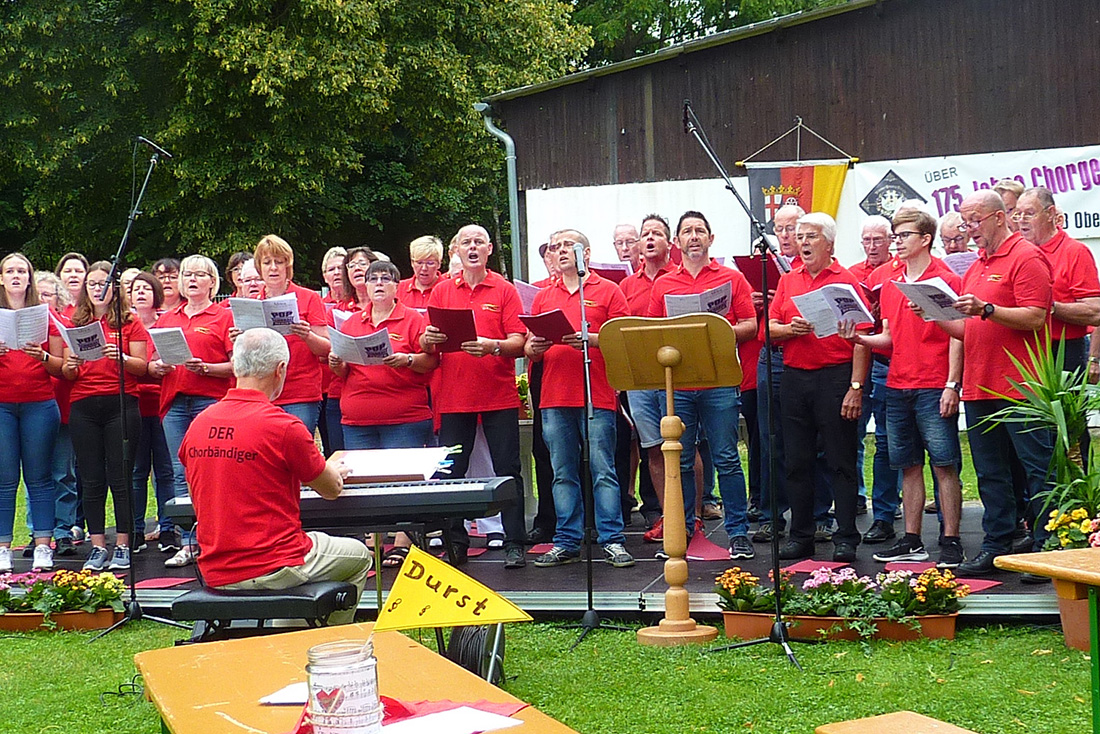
[27,503,1058,621]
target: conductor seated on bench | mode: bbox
[179,327,371,625]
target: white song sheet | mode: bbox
[328,326,393,366]
[891,278,968,322]
[147,327,194,365]
[0,304,48,347]
[663,280,732,318]
[229,294,300,335]
[790,283,875,338]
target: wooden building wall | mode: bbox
[491,0,1100,191]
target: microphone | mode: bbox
[683,100,691,134]
[573,241,587,277]
[136,136,173,159]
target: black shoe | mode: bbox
[159,530,181,553]
[643,511,662,530]
[132,533,148,553]
[833,543,857,563]
[450,545,469,566]
[21,539,34,558]
[1019,572,1051,585]
[746,504,764,523]
[855,498,868,516]
[752,522,785,543]
[777,541,814,560]
[503,544,526,569]
[873,537,929,563]
[55,536,76,556]
[937,538,964,569]
[862,520,896,545]
[1011,532,1034,555]
[957,550,1000,576]
[525,527,552,545]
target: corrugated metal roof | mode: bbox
[484,0,882,103]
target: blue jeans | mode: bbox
[885,387,962,469]
[542,407,624,549]
[51,422,80,539]
[674,387,749,539]
[0,400,60,542]
[162,394,219,545]
[965,399,1055,553]
[858,360,901,523]
[757,349,835,528]
[279,401,321,437]
[343,420,434,450]
[322,396,345,454]
[132,415,176,535]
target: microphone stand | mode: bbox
[567,246,631,650]
[92,138,190,641]
[679,101,812,668]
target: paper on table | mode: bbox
[426,307,478,353]
[663,280,732,318]
[0,304,48,347]
[790,283,874,337]
[148,327,194,365]
[513,280,540,315]
[259,681,307,705]
[381,705,521,734]
[229,293,300,335]
[892,277,967,321]
[59,321,108,361]
[519,309,575,343]
[328,326,393,366]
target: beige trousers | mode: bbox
[217,532,372,625]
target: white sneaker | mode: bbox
[164,546,196,568]
[108,545,130,571]
[32,544,53,572]
[0,547,12,573]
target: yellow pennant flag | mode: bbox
[374,545,533,632]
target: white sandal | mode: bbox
[164,546,196,568]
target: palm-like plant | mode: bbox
[982,329,1100,521]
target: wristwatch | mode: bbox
[945,381,962,394]
[850,381,863,391]
[980,302,995,320]
[492,342,502,356]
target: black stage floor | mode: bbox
[24,503,1057,620]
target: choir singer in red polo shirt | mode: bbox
[180,328,369,625]
[420,225,528,569]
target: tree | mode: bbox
[573,0,843,66]
[0,0,590,279]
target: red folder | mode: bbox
[427,307,478,352]
[520,309,576,343]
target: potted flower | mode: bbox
[0,569,126,631]
[715,566,968,641]
[516,372,531,420]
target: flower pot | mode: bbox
[0,608,123,632]
[722,612,859,642]
[873,614,957,641]
[1058,597,1090,652]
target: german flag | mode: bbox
[746,161,849,233]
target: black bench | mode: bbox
[171,581,357,644]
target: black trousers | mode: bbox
[528,362,556,535]
[439,408,526,547]
[69,394,140,537]
[779,365,860,547]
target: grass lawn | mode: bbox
[0,620,1091,733]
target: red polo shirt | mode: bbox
[880,257,962,389]
[961,233,1053,401]
[646,259,755,323]
[619,262,674,316]
[262,282,328,406]
[0,313,60,404]
[864,257,906,361]
[426,270,525,413]
[50,310,75,423]
[847,259,878,285]
[397,277,437,312]
[180,388,325,587]
[1038,229,1100,341]
[531,274,629,411]
[769,260,865,370]
[339,302,433,426]
[154,302,234,416]
[69,316,148,402]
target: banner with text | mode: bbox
[845,144,1100,239]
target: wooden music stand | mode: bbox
[600,313,741,646]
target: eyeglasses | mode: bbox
[890,231,922,241]
[795,232,821,241]
[546,241,579,252]
[181,271,212,279]
[412,260,439,268]
[774,225,797,234]
[39,290,56,299]
[347,259,373,270]
[957,211,998,232]
[365,275,396,284]
[240,276,263,285]
[1011,207,1052,223]
[86,280,109,290]
[154,272,178,282]
[613,238,638,247]
[323,265,343,275]
[941,235,968,247]
[860,237,889,246]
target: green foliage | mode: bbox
[0,1,590,278]
[0,570,126,621]
[573,0,844,65]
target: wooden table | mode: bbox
[995,548,1100,732]
[134,623,579,734]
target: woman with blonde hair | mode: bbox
[252,235,330,433]
[0,254,65,572]
[62,261,148,572]
[148,255,234,567]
